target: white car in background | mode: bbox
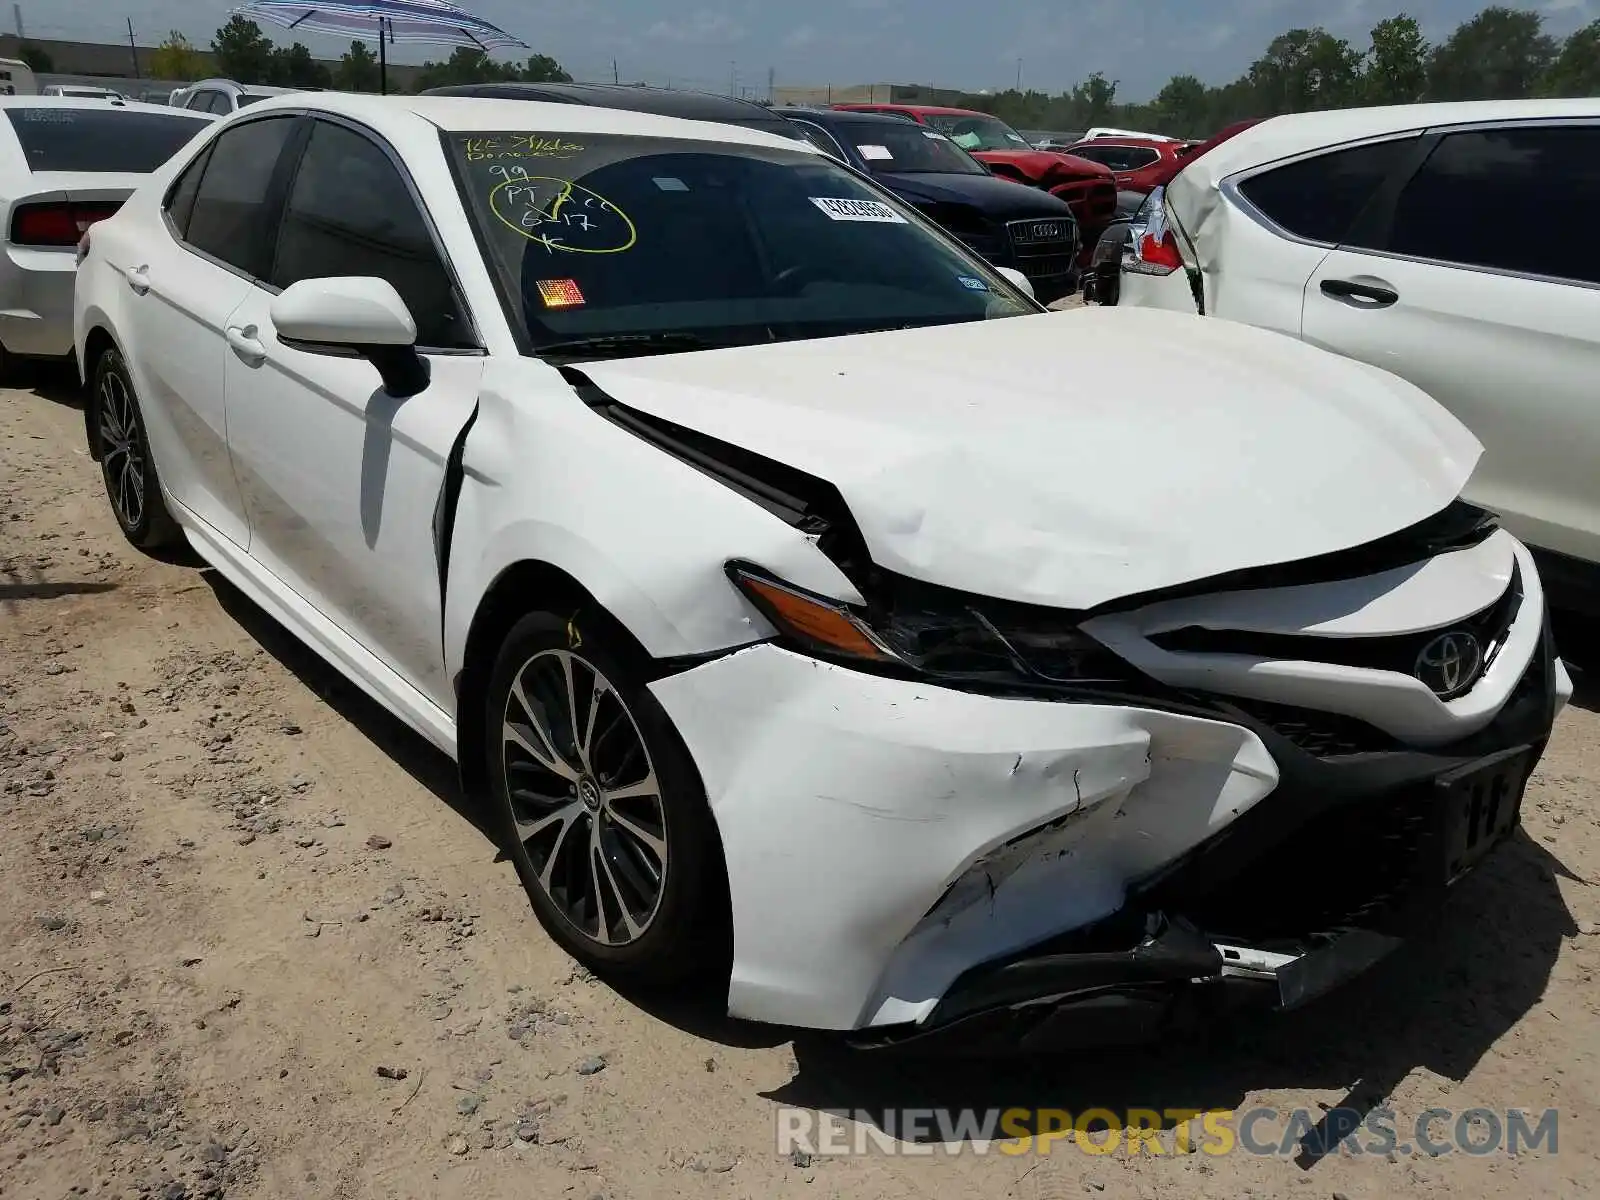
[0,96,212,377]
[1118,99,1600,614]
[175,78,303,115]
[75,92,1569,1051]
[42,85,126,100]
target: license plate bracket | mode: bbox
[1433,744,1531,885]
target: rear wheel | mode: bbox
[486,611,726,986]
[91,346,179,550]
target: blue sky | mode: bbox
[31,0,1600,100]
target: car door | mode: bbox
[1302,121,1600,568]
[113,113,302,549]
[221,114,485,707]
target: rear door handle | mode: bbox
[123,264,150,295]
[225,324,266,366]
[1319,278,1398,308]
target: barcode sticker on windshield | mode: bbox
[809,197,907,224]
[856,144,893,160]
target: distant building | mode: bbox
[771,82,968,107]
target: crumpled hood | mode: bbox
[580,306,1482,609]
[972,149,1113,182]
[878,170,1076,220]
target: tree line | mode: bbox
[948,6,1600,137]
[150,17,571,92]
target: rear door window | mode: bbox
[184,115,299,276]
[1237,137,1415,244]
[3,107,211,173]
[1376,125,1600,286]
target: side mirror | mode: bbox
[996,266,1035,300]
[270,276,430,398]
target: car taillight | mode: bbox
[1134,230,1184,272]
[10,201,121,248]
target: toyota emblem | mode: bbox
[1414,631,1483,698]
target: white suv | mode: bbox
[1117,99,1600,614]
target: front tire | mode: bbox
[486,611,726,987]
[91,346,179,550]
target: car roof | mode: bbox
[0,94,211,115]
[1189,98,1600,183]
[1068,137,1172,150]
[188,79,302,95]
[838,103,990,117]
[421,82,786,126]
[241,91,819,153]
[783,108,922,127]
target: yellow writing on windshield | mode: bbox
[464,134,585,161]
[488,172,637,255]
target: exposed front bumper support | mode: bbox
[845,916,1406,1055]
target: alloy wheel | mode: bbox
[98,370,145,531]
[501,649,669,946]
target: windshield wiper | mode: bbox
[534,332,717,360]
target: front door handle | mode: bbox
[225,324,266,366]
[123,264,150,295]
[1319,278,1398,308]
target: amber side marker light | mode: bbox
[727,564,897,663]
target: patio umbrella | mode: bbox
[234,0,529,94]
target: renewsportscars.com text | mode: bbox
[776,1106,1559,1158]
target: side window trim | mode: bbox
[788,120,848,163]
[161,140,214,241]
[1220,130,1422,249]
[1344,118,1600,291]
[267,113,485,353]
[171,113,310,286]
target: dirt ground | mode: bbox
[3,363,1600,1200]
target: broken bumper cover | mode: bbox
[648,642,1283,1031]
[845,617,1563,1053]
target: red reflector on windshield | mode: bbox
[536,278,586,308]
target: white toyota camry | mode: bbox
[74,93,1572,1051]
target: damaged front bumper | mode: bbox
[844,617,1564,1054]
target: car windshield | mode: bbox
[446,130,1033,356]
[923,114,1032,153]
[841,123,987,176]
[4,107,210,173]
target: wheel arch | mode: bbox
[80,323,121,461]
[454,556,736,964]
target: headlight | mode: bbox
[726,561,1128,686]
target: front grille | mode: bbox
[1178,782,1442,943]
[1049,179,1117,229]
[1222,696,1397,756]
[1006,218,1078,283]
[1151,563,1523,689]
[954,230,1006,261]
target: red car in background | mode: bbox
[833,103,1117,260]
[1061,137,1198,194]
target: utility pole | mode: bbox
[767,65,774,102]
[1016,57,1022,92]
[12,4,21,40]
[612,59,618,84]
[728,60,735,97]
[126,17,140,78]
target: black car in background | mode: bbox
[419,81,812,143]
[778,108,1080,301]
